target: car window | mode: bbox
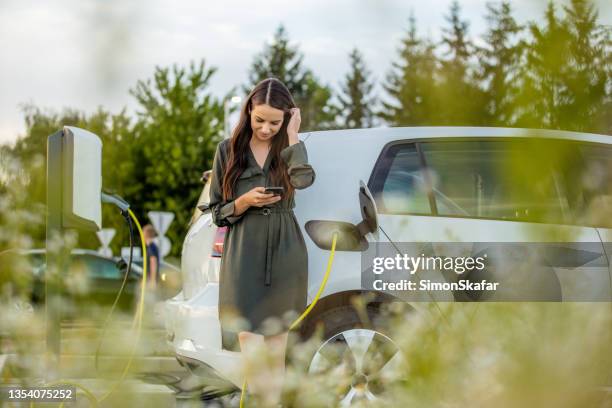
[371,143,432,214]
[421,140,568,223]
[73,255,120,279]
[561,143,612,228]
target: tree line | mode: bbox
[1,0,610,256]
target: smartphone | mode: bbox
[264,186,284,196]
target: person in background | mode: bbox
[143,224,160,290]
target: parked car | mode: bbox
[0,248,143,318]
[163,169,226,363]
[165,127,612,403]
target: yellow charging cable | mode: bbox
[30,209,148,408]
[97,208,147,402]
[239,231,339,408]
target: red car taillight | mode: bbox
[211,227,228,257]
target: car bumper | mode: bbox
[164,283,243,387]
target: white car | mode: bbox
[165,127,612,402]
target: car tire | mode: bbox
[286,302,406,406]
[300,303,392,341]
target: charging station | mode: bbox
[46,126,102,378]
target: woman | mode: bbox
[208,77,315,404]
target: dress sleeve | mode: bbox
[280,141,316,189]
[208,142,245,227]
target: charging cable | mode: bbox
[31,195,148,407]
[94,202,135,372]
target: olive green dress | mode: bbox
[208,138,316,351]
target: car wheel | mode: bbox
[294,304,406,406]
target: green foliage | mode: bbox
[0,106,131,251]
[337,48,377,129]
[246,24,338,131]
[1,1,610,257]
[515,0,610,132]
[381,13,439,126]
[129,60,224,256]
[381,0,610,132]
[0,60,224,258]
[381,2,489,126]
[478,1,524,125]
[436,1,488,125]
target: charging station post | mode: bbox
[45,127,102,380]
[45,130,63,379]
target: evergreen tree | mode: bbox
[380,13,438,126]
[562,0,610,132]
[337,48,377,128]
[437,1,488,125]
[516,0,611,132]
[478,2,523,125]
[602,37,612,134]
[246,25,337,131]
[515,2,572,129]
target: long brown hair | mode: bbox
[222,78,297,202]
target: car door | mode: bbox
[367,137,610,302]
[71,254,135,310]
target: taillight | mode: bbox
[211,227,228,257]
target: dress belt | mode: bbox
[244,206,294,286]
[244,207,294,215]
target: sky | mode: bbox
[1,0,610,146]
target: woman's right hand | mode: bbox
[240,186,281,208]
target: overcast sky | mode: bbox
[1,0,610,145]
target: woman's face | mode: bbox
[250,103,285,143]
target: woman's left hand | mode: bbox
[287,108,301,145]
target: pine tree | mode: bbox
[515,2,572,129]
[380,13,438,126]
[443,1,471,63]
[602,35,612,134]
[337,48,377,128]
[246,25,337,131]
[562,0,610,132]
[437,1,487,124]
[478,2,523,126]
[437,1,487,125]
[517,0,610,132]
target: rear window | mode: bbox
[560,143,612,228]
[369,138,610,226]
[421,140,567,223]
